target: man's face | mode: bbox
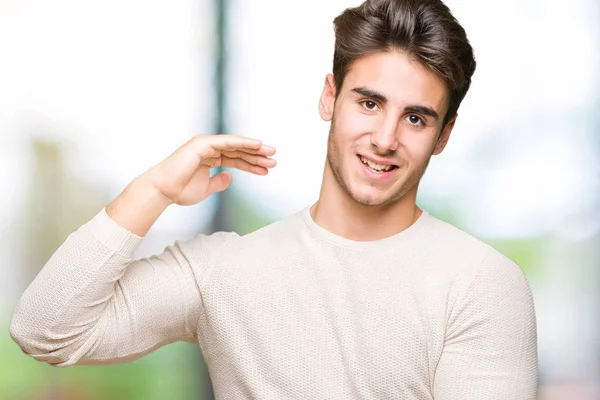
[319,50,455,208]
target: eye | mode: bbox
[406,115,424,126]
[361,100,380,111]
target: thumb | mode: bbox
[207,170,232,194]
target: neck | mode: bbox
[311,166,422,242]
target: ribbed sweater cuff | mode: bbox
[85,208,144,257]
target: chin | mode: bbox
[348,185,398,207]
[328,154,410,208]
[348,172,419,208]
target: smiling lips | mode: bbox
[358,155,398,173]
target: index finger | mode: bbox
[211,135,275,153]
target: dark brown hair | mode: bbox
[332,0,476,127]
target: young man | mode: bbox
[10,0,538,398]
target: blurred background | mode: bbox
[1,0,598,399]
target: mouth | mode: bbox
[357,155,398,173]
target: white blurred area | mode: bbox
[0,0,598,398]
[0,0,218,301]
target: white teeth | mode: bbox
[360,156,393,172]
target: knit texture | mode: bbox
[10,206,538,399]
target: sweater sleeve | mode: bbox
[9,208,232,367]
[432,248,539,399]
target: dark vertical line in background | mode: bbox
[211,0,231,234]
[196,0,228,399]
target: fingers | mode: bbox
[220,150,277,169]
[245,144,277,157]
[190,134,277,176]
[220,156,270,175]
[211,134,264,150]
[207,171,233,194]
[194,134,276,156]
[218,141,276,157]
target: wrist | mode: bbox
[105,175,173,237]
[133,173,175,209]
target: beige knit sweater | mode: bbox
[10,206,538,399]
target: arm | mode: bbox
[9,134,276,366]
[9,179,232,366]
[433,248,539,399]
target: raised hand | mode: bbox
[144,134,277,206]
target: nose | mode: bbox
[370,117,399,152]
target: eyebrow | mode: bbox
[351,86,440,121]
[352,87,388,104]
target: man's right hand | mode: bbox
[143,134,277,206]
[106,134,276,236]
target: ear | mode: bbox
[318,74,336,122]
[432,115,456,155]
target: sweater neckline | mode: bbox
[301,205,430,249]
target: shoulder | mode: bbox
[228,208,307,250]
[422,212,526,279]
[179,207,306,260]
[422,214,535,324]
[420,212,533,307]
[424,213,493,257]
[174,230,240,269]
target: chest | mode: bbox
[198,251,447,398]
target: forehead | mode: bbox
[342,51,448,111]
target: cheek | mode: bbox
[334,108,374,141]
[402,133,436,163]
